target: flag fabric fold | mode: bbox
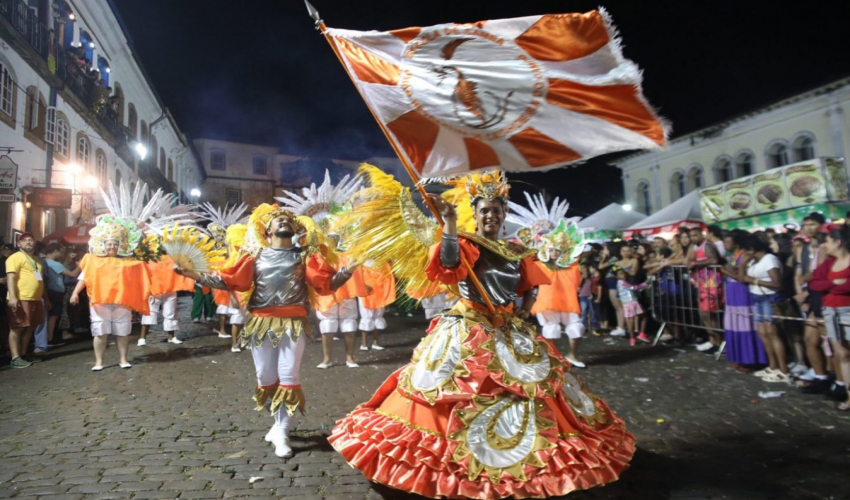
[327,9,670,178]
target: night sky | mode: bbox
[112,0,850,215]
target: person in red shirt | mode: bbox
[808,225,850,409]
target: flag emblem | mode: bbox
[328,9,668,177]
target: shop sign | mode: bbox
[33,187,73,208]
[0,155,17,189]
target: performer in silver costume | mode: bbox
[177,204,354,458]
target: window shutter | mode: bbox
[45,106,56,144]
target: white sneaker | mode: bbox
[316,362,332,369]
[371,344,385,351]
[790,363,809,376]
[192,318,200,323]
[659,333,673,342]
[566,357,586,368]
[360,345,369,351]
[696,341,714,351]
[609,328,626,337]
[754,367,778,378]
[231,347,241,353]
[216,331,230,339]
[167,337,183,344]
[273,436,293,458]
[264,423,278,443]
[796,367,817,381]
[137,338,146,346]
[206,317,215,322]
[346,361,360,368]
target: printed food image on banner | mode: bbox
[785,161,827,205]
[825,158,849,201]
[753,170,789,212]
[725,177,755,218]
[699,186,726,222]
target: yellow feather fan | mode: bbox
[341,164,455,298]
[440,182,476,233]
[160,225,227,273]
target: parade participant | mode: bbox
[355,261,395,351]
[506,193,588,367]
[70,217,152,370]
[138,253,194,345]
[6,232,48,368]
[275,170,364,368]
[330,167,634,499]
[197,203,249,339]
[176,203,356,458]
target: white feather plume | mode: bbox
[197,202,249,227]
[506,192,574,231]
[275,169,362,222]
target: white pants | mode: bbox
[141,292,178,331]
[358,298,387,331]
[421,293,457,319]
[229,308,248,325]
[316,298,358,334]
[216,304,230,315]
[537,311,584,340]
[90,304,133,337]
[252,334,306,433]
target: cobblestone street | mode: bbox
[0,297,847,500]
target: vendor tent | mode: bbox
[578,203,646,231]
[624,191,703,238]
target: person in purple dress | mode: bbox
[720,229,767,370]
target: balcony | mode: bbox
[0,0,132,150]
[137,158,175,193]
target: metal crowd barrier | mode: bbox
[645,264,823,361]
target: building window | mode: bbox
[45,107,55,144]
[671,172,686,201]
[0,64,13,117]
[226,188,241,206]
[114,168,122,187]
[56,119,69,157]
[27,88,39,130]
[96,150,107,186]
[793,135,815,162]
[150,135,158,168]
[253,156,267,175]
[160,147,166,173]
[127,103,138,140]
[735,152,754,177]
[714,158,733,183]
[688,165,703,191]
[77,134,91,169]
[211,151,226,171]
[167,158,174,182]
[636,181,651,214]
[767,142,789,169]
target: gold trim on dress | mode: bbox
[254,385,306,416]
[458,231,535,261]
[374,408,445,438]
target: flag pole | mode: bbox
[306,1,497,315]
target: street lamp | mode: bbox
[190,188,201,198]
[622,204,633,211]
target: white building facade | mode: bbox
[614,78,849,216]
[0,0,203,243]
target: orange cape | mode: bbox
[148,255,195,296]
[532,263,581,315]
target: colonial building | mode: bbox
[613,77,849,215]
[0,0,203,243]
[194,137,410,208]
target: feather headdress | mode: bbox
[197,202,249,249]
[275,169,362,225]
[507,192,585,267]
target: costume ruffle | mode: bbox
[329,306,635,499]
[240,316,309,348]
[254,384,306,416]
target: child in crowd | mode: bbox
[615,268,650,346]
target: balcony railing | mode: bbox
[0,0,133,147]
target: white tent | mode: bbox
[624,191,703,237]
[578,203,647,231]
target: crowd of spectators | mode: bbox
[576,211,850,411]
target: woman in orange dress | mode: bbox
[330,172,634,499]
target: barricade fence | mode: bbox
[645,264,838,361]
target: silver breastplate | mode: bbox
[458,245,521,307]
[249,248,307,309]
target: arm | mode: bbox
[809,258,835,293]
[743,263,783,291]
[6,272,18,309]
[61,267,82,278]
[594,282,603,303]
[305,253,354,296]
[515,258,550,320]
[69,278,86,305]
[176,253,255,292]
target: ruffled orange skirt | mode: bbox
[329,311,635,499]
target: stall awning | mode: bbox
[624,191,704,238]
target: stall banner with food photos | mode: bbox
[700,157,847,223]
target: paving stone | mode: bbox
[160,480,210,491]
[68,483,117,494]
[113,482,163,492]
[177,492,224,499]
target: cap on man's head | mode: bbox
[16,232,35,242]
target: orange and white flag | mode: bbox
[327,9,669,178]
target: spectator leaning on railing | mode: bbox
[720,229,766,370]
[795,213,832,391]
[807,225,850,409]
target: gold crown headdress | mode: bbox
[465,170,509,204]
